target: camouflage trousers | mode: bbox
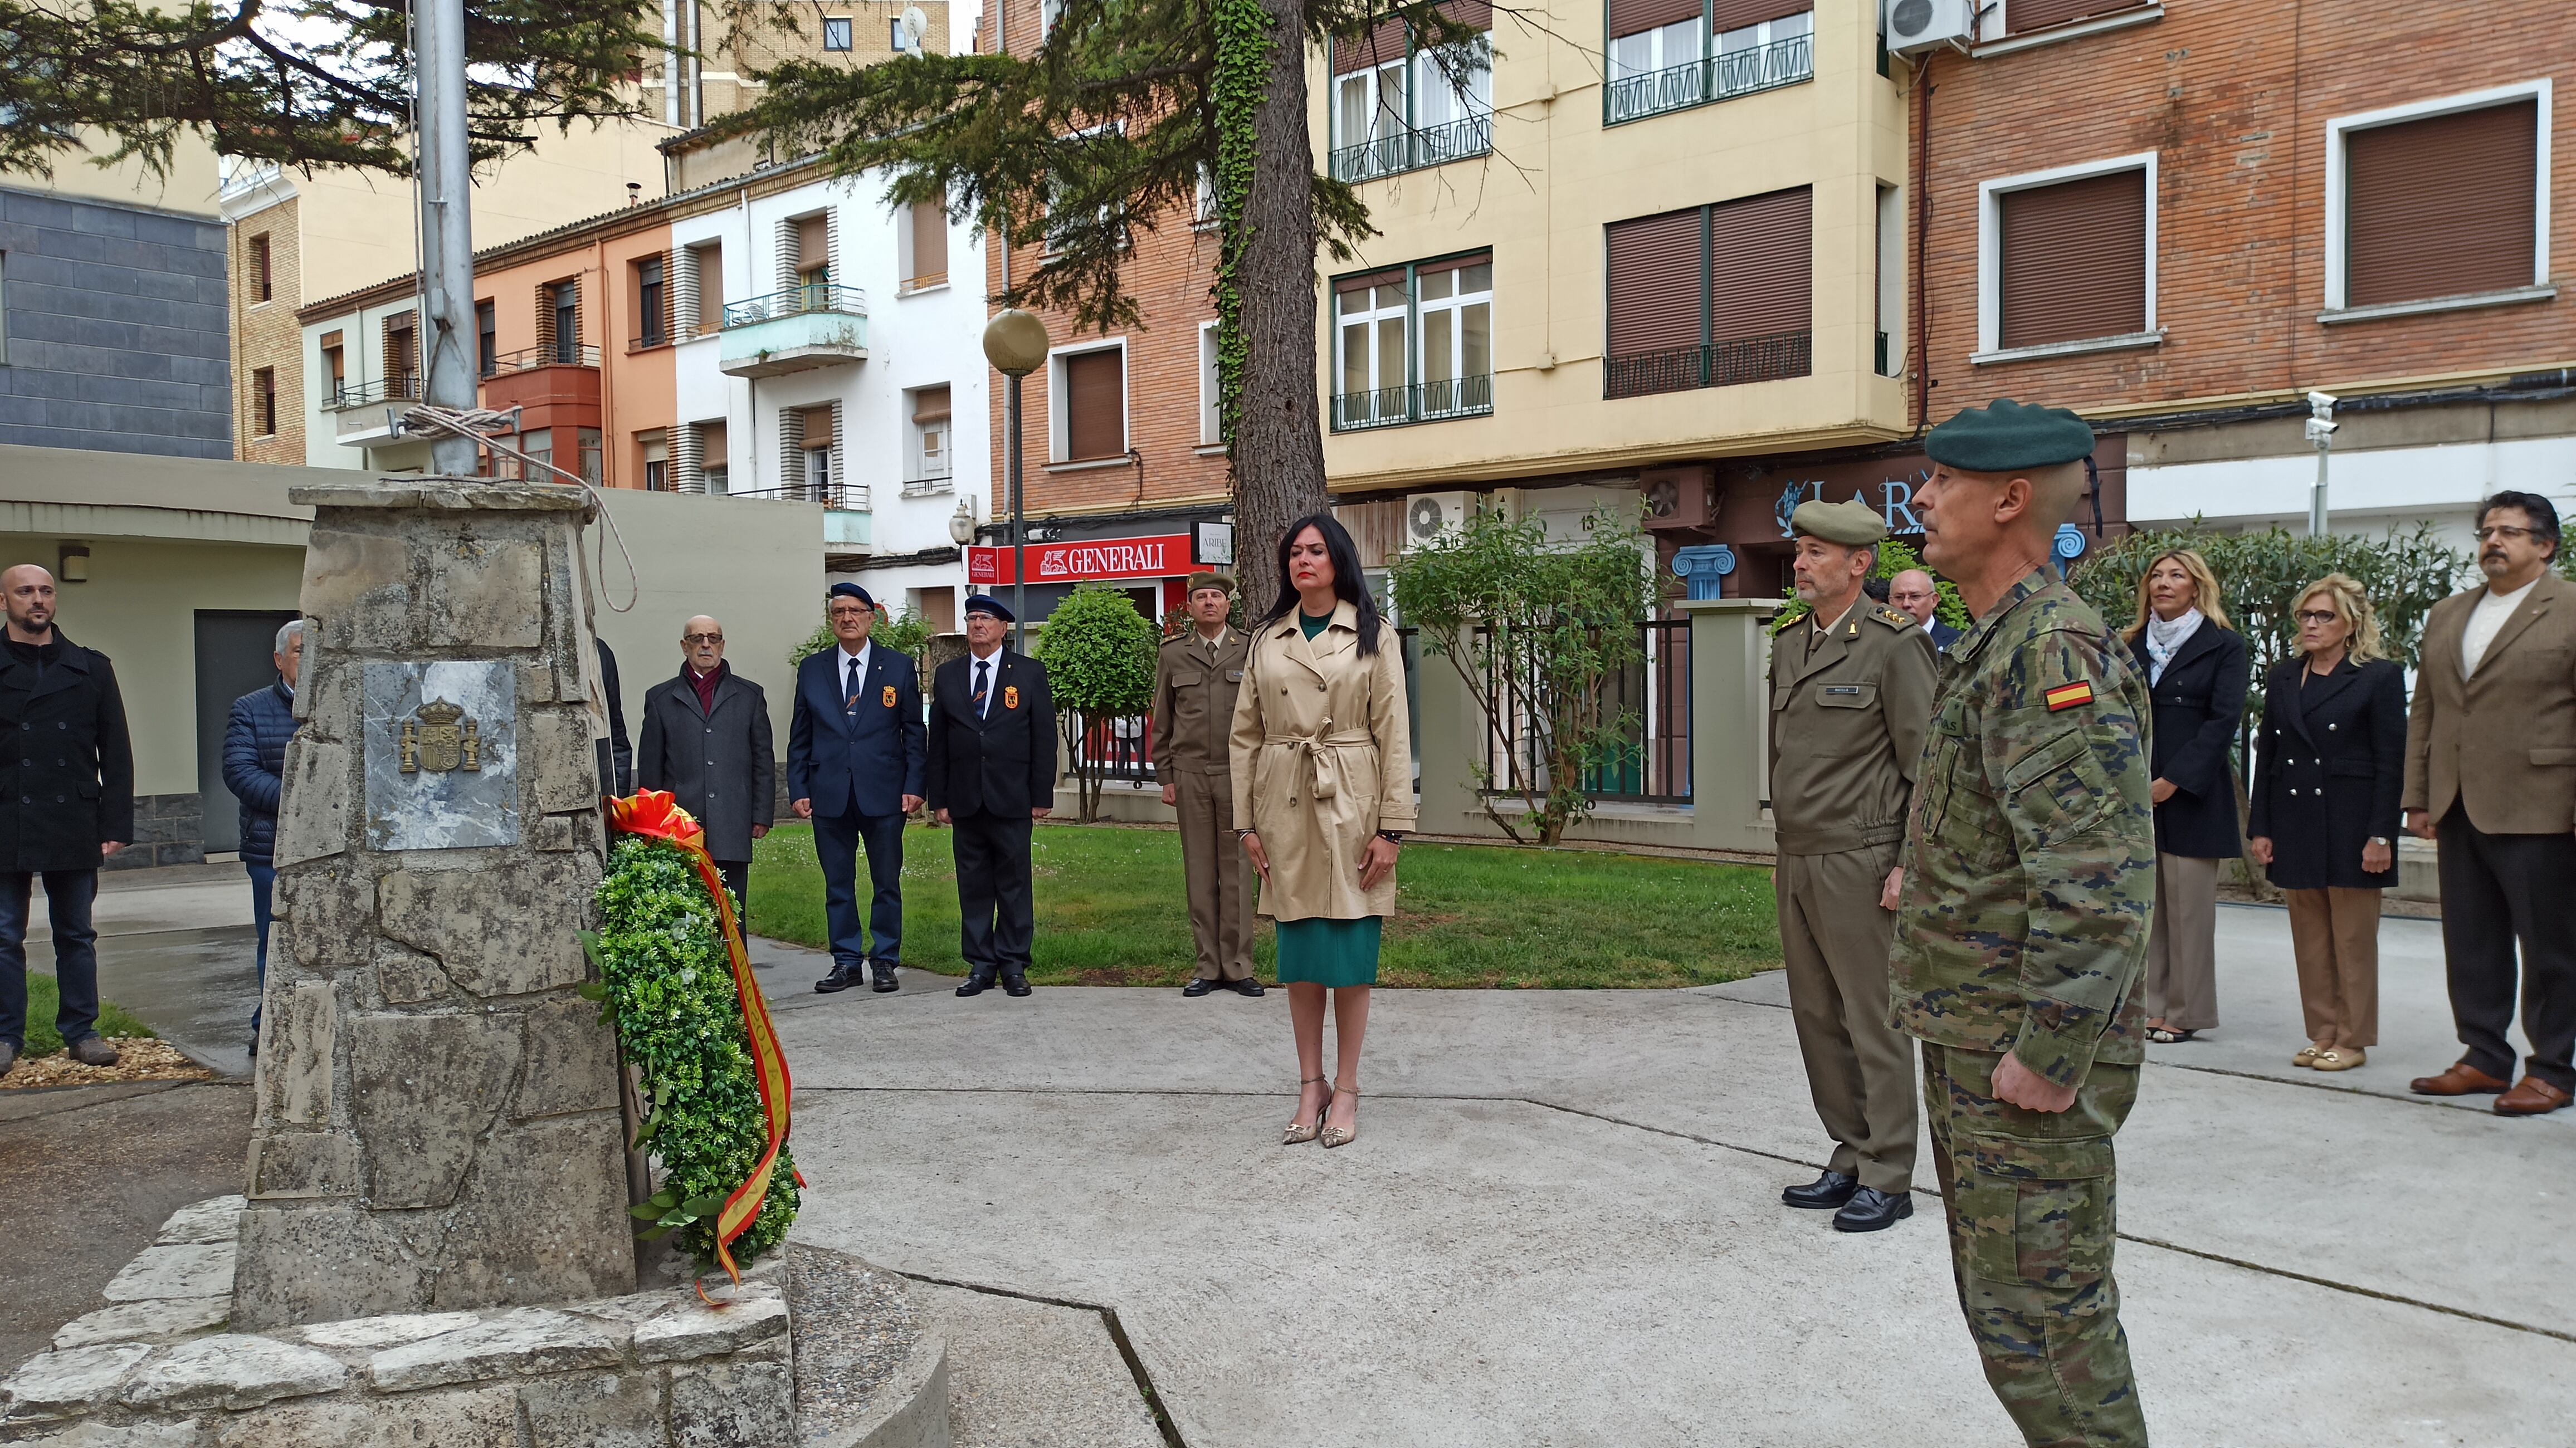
[1923,1043,2148,1447]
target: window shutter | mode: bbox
[1336,267,1407,297]
[1609,0,1700,40]
[1709,0,1811,30]
[1999,169,2146,349]
[914,385,953,423]
[1708,187,1810,343]
[2004,0,2145,35]
[911,200,949,283]
[2345,100,2538,309]
[1432,0,1490,29]
[1605,209,1704,358]
[696,243,725,328]
[797,214,830,273]
[1417,251,1491,279]
[1064,350,1124,459]
[1334,19,1407,74]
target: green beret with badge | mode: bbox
[1924,398,2096,473]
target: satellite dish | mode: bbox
[901,6,928,50]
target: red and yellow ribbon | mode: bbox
[606,790,796,1283]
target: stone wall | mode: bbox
[235,480,636,1332]
[104,794,208,870]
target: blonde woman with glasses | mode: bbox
[2248,575,2407,1070]
[2122,548,2249,1044]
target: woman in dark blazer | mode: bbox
[2124,549,2249,1044]
[2247,575,2406,1072]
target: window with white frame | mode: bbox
[1331,252,1493,429]
[1044,124,1123,254]
[1328,12,1490,180]
[1976,151,2158,361]
[1609,13,1698,87]
[909,384,953,488]
[1415,257,1492,417]
[1198,322,1221,445]
[1052,344,1128,462]
[2325,81,2552,318]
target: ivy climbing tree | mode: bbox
[716,0,1491,610]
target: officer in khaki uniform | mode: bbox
[1153,572,1263,997]
[1770,498,1937,1234]
[1898,399,2156,1447]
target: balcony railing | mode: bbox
[1603,330,1811,399]
[1326,113,1493,184]
[490,344,601,374]
[1603,32,1813,126]
[723,283,870,329]
[325,375,422,410]
[901,473,956,497]
[1330,373,1494,431]
[723,483,865,510]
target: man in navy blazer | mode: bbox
[789,583,926,994]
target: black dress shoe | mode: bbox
[871,962,900,993]
[1181,978,1218,997]
[1782,1169,1858,1210]
[1002,975,1033,997]
[1225,978,1266,997]
[955,974,995,997]
[1832,1186,1915,1234]
[816,962,861,994]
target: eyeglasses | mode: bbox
[2293,609,2341,625]
[2474,525,2538,542]
[682,633,725,645]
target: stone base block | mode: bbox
[1,1202,948,1448]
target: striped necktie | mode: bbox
[973,658,991,718]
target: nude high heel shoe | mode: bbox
[1320,1088,1359,1148]
[1283,1076,1329,1145]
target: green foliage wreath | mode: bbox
[587,836,799,1270]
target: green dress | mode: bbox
[1272,610,1385,988]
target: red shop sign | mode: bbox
[967,533,1192,586]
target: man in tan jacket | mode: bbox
[1153,573,1262,997]
[2404,490,2576,1117]
[1769,499,1937,1231]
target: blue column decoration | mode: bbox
[2051,524,2089,576]
[1671,544,1737,601]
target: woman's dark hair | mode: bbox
[1257,512,1382,655]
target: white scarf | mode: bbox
[2144,607,2203,686]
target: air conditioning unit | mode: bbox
[1404,491,1469,545]
[1884,0,1978,57]
[1639,465,1715,531]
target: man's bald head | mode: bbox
[2,565,56,642]
[682,615,727,672]
[1888,570,1939,626]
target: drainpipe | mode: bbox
[1910,51,1933,431]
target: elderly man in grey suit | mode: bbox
[637,615,775,914]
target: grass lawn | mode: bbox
[19,974,155,1056]
[748,822,1780,989]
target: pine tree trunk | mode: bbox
[1230,0,1329,615]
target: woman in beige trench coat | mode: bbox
[1231,515,1414,1148]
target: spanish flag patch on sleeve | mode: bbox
[2044,681,2096,712]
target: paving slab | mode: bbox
[900,1281,1161,1448]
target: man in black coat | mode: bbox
[638,615,774,915]
[789,583,927,994]
[0,565,134,1076]
[596,637,633,798]
[927,594,1056,997]
[222,618,303,1056]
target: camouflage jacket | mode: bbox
[1891,568,2155,1086]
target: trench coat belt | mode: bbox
[1265,729,1376,801]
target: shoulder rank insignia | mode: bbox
[882,684,897,708]
[1874,606,1915,629]
[1003,685,1020,710]
[2044,681,2096,712]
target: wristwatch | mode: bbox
[1377,830,1406,844]
[2367,835,2392,847]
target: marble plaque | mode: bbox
[363,662,520,851]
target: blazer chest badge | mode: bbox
[1003,685,1020,710]
[882,684,897,708]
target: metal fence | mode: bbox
[1602,32,1813,126]
[1329,373,1494,431]
[723,283,871,328]
[1479,618,1692,805]
[1326,113,1494,183]
[1603,329,1811,400]
[1068,713,1157,784]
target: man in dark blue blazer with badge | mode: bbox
[789,583,926,994]
[927,594,1056,997]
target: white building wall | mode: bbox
[2128,436,2576,556]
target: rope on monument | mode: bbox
[400,402,645,615]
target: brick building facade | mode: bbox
[1910,1,2575,549]
[230,198,304,464]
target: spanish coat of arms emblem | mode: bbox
[398,698,482,774]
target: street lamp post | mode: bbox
[2305,390,2339,537]
[981,309,1051,652]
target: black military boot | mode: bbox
[1832,1187,1915,1233]
[1781,1169,1858,1210]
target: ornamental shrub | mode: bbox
[1034,583,1159,822]
[591,836,798,1270]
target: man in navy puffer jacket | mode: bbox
[223,619,303,1055]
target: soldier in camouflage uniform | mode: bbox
[1893,399,2157,1447]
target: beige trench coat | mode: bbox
[1229,600,1416,921]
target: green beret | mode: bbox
[1789,498,1887,546]
[1925,398,2096,473]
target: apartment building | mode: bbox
[969,0,1238,624]
[647,0,957,129]
[294,152,989,622]
[221,127,674,466]
[1910,0,2574,551]
[2,136,231,458]
[1313,0,2009,598]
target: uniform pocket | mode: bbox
[1815,682,1877,709]
[1958,1133,2116,1292]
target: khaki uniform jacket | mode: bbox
[1229,600,1416,921]
[1150,627,1250,779]
[1769,600,1936,855]
[1891,569,2156,1089]
[2403,573,2576,835]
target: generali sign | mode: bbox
[967,533,1192,586]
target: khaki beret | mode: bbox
[1184,571,1235,595]
[1789,498,1888,546]
[1925,398,2097,473]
